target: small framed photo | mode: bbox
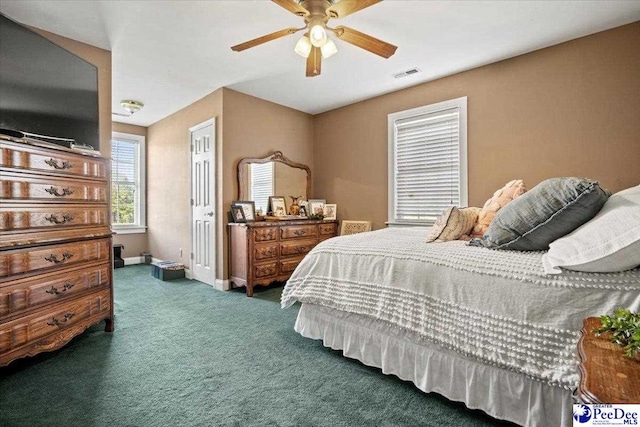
[323,204,337,220]
[231,206,246,223]
[269,196,287,217]
[308,199,326,217]
[233,200,256,222]
[298,206,307,217]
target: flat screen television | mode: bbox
[0,14,99,150]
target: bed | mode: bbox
[281,227,640,427]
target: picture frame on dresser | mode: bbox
[231,206,246,223]
[232,200,256,222]
[268,196,287,217]
[323,204,337,220]
[308,199,326,216]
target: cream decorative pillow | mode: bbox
[427,207,480,243]
[542,185,640,274]
[471,179,527,237]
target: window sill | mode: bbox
[112,226,147,235]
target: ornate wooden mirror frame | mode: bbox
[237,151,312,201]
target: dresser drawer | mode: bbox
[253,227,277,242]
[0,172,108,203]
[0,262,110,318]
[280,239,316,257]
[0,204,108,232]
[254,262,277,279]
[280,225,317,240]
[0,238,110,280]
[254,243,278,261]
[319,222,337,236]
[280,257,304,274]
[0,142,107,180]
[0,288,111,353]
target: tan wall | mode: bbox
[146,89,223,270]
[113,122,147,138]
[313,22,640,231]
[112,122,149,256]
[32,28,112,157]
[146,88,313,281]
[221,89,314,278]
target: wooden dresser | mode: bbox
[229,220,338,296]
[0,137,114,366]
[577,317,640,404]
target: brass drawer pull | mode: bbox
[47,312,75,327]
[45,283,74,295]
[45,186,74,197]
[45,213,74,224]
[260,249,274,257]
[295,246,309,253]
[44,158,73,170]
[45,252,74,264]
[293,229,307,236]
[256,230,275,241]
[256,266,275,276]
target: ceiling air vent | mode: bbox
[393,68,421,79]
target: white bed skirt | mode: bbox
[295,303,574,427]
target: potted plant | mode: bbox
[594,308,640,361]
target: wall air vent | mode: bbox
[393,68,421,79]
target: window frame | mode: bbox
[387,96,468,226]
[248,162,275,215]
[111,131,146,234]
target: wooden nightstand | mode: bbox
[577,317,640,404]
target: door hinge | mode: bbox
[190,253,194,260]
[190,198,194,206]
[190,143,194,153]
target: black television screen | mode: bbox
[0,14,99,149]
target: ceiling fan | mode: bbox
[231,0,397,77]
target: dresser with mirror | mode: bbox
[229,151,338,296]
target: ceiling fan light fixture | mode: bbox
[120,99,144,115]
[294,35,312,58]
[320,38,338,59]
[309,24,327,47]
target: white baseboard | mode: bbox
[214,279,230,291]
[123,256,143,265]
[185,269,193,280]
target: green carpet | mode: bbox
[1,265,513,427]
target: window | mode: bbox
[111,132,146,233]
[388,97,467,226]
[249,162,274,214]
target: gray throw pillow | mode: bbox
[470,177,610,251]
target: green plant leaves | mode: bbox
[594,308,640,359]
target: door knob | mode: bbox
[205,212,214,217]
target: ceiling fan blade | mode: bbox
[306,47,322,77]
[231,28,301,52]
[333,25,397,58]
[326,0,381,19]
[272,0,309,16]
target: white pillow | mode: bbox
[542,185,640,274]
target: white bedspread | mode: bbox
[281,228,640,390]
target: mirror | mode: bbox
[238,151,311,214]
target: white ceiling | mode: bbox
[1,1,639,127]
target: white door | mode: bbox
[190,119,216,285]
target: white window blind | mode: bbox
[249,162,273,214]
[111,132,146,232]
[388,97,467,225]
